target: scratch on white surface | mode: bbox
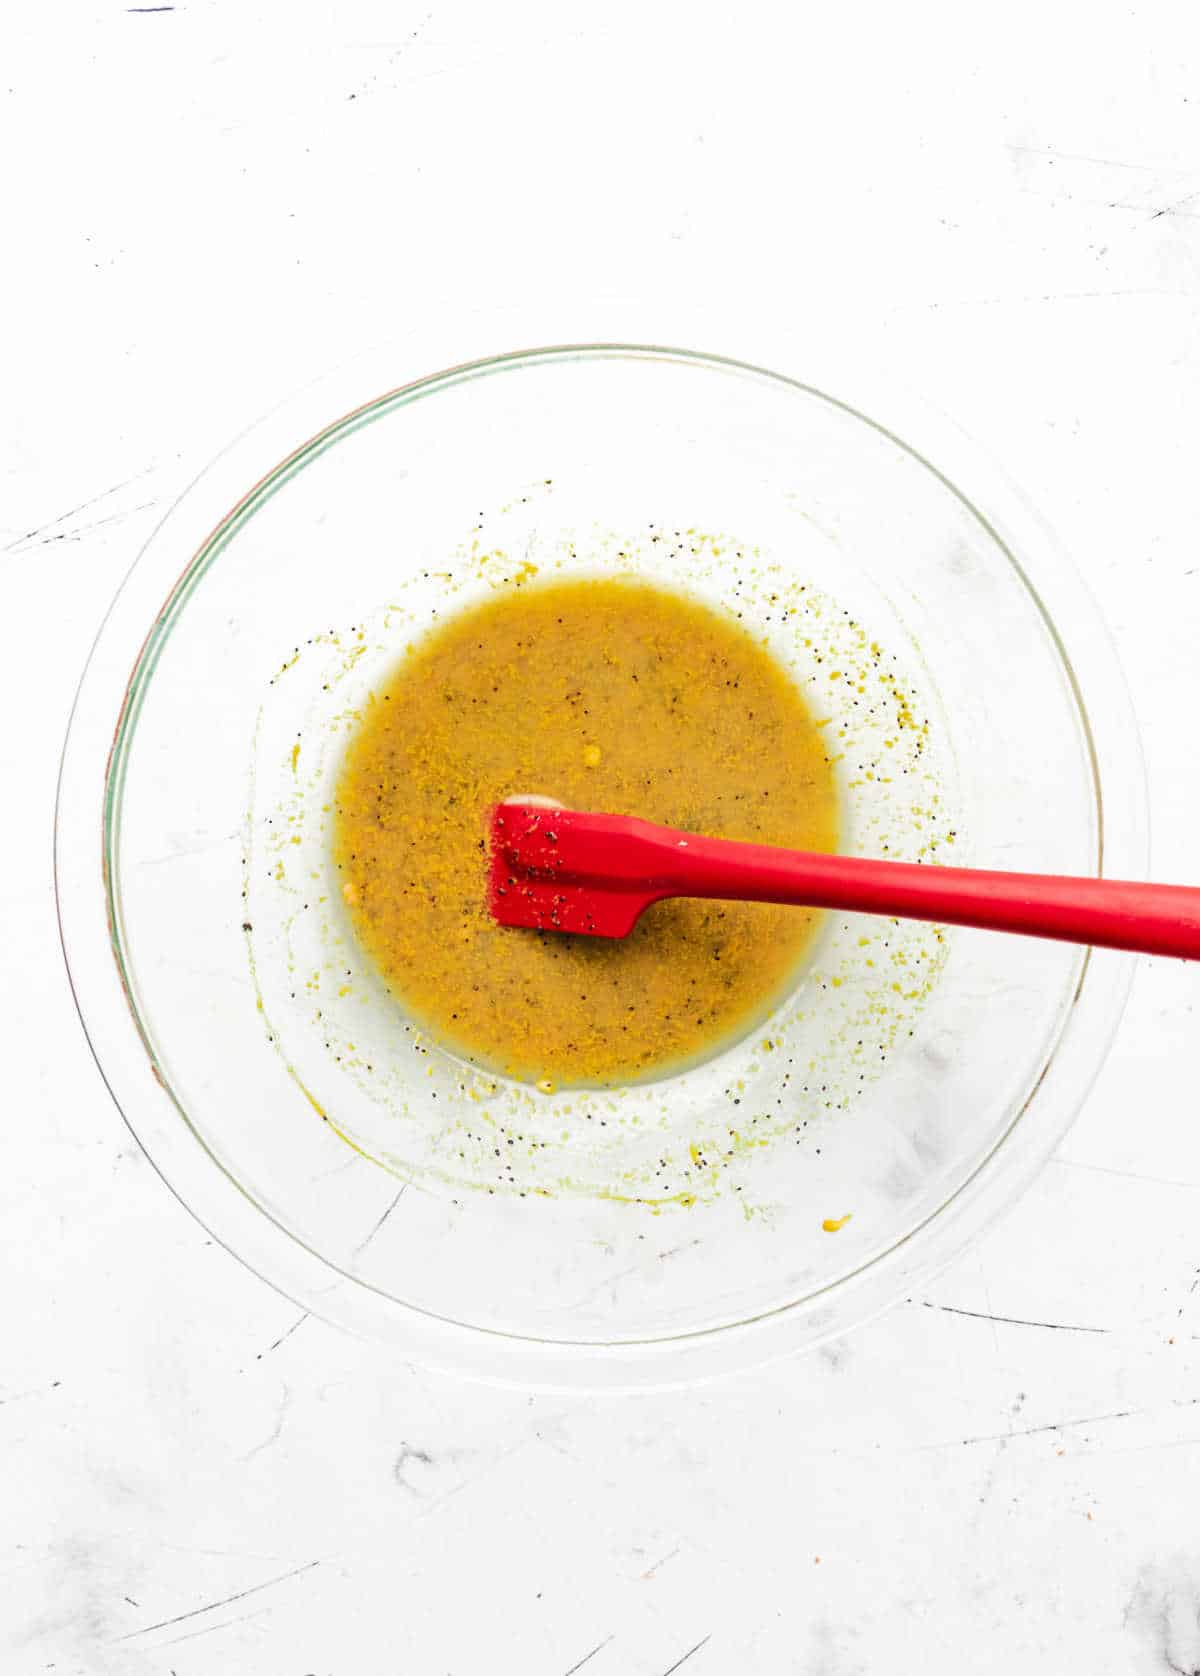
[159,1604,275,1647]
[352,1183,409,1257]
[0,1379,62,1407]
[1146,187,1200,223]
[1003,142,1200,220]
[914,1397,1200,1454]
[138,830,242,868]
[660,1633,712,1674]
[254,1311,309,1360]
[242,1384,290,1462]
[640,1545,682,1580]
[886,289,1198,315]
[113,1559,320,1642]
[5,501,159,556]
[561,1633,615,1674]
[2,464,161,554]
[309,1153,361,1184]
[152,1539,295,1563]
[414,1437,535,1520]
[1005,143,1179,171]
[1055,1157,1200,1192]
[562,1239,703,1310]
[1088,1433,1200,1461]
[969,1391,1025,1519]
[921,1301,1109,1335]
[978,1260,1003,1369]
[343,9,434,100]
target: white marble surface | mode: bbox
[4,3,1200,1671]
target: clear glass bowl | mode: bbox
[56,345,1145,1388]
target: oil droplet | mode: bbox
[822,1213,853,1232]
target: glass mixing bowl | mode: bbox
[56,344,1145,1388]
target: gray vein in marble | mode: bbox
[1124,1558,1200,1676]
[393,1443,435,1493]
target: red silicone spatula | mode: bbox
[488,800,1200,958]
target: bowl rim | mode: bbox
[54,340,1147,1390]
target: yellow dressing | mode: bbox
[333,578,838,1084]
[822,1213,853,1232]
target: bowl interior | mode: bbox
[98,349,1100,1356]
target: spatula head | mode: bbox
[487,800,654,939]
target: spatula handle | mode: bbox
[572,813,1200,959]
